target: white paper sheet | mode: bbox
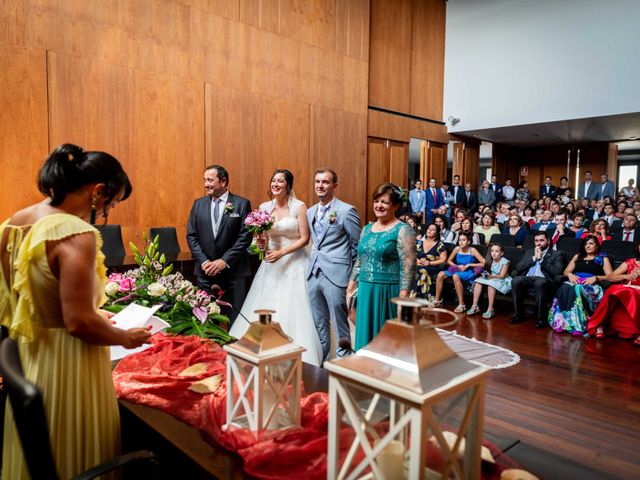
[110,303,169,361]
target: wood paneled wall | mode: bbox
[0,0,373,251]
[1,0,448,246]
[369,0,446,123]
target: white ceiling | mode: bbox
[450,112,640,148]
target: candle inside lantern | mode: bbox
[377,440,405,480]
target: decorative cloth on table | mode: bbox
[113,333,520,480]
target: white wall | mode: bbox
[444,0,640,132]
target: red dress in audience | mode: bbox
[587,259,640,339]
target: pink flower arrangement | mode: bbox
[244,209,274,260]
[108,272,136,292]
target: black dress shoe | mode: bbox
[535,320,547,328]
[510,315,525,324]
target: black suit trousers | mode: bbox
[511,275,552,321]
[196,273,248,322]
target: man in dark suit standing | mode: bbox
[451,174,465,207]
[490,174,503,202]
[187,165,253,321]
[425,177,444,224]
[462,182,478,213]
[539,176,557,199]
[511,231,566,328]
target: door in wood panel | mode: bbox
[462,143,480,190]
[366,137,408,222]
[426,141,447,184]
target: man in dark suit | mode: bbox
[511,231,566,327]
[425,177,444,224]
[539,176,557,199]
[578,170,598,200]
[451,174,465,207]
[462,182,478,212]
[187,165,253,321]
[612,214,640,244]
[490,174,503,202]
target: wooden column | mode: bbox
[366,137,408,222]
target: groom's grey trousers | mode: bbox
[307,270,351,361]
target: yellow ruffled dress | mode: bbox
[1,213,120,479]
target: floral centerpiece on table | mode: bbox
[103,233,234,346]
[244,209,274,260]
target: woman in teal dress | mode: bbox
[347,183,416,350]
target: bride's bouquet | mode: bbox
[244,209,274,260]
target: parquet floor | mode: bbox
[442,310,640,479]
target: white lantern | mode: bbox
[223,309,305,434]
[325,298,488,479]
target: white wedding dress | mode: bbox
[230,198,323,366]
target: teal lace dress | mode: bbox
[351,222,416,350]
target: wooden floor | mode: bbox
[442,310,640,480]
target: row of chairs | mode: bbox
[97,225,181,257]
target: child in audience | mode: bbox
[467,244,512,319]
[431,232,485,313]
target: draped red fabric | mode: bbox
[113,334,519,479]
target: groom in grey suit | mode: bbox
[307,168,361,362]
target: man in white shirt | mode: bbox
[578,170,598,200]
[502,178,515,204]
[602,204,622,227]
[613,214,640,243]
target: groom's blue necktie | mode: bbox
[314,204,330,238]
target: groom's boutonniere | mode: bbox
[328,211,337,224]
[224,202,234,214]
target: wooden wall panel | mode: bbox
[48,52,203,252]
[368,109,448,144]
[463,143,480,190]
[426,142,447,184]
[389,142,408,188]
[410,0,445,122]
[0,46,48,219]
[335,0,369,61]
[492,143,521,185]
[188,0,240,20]
[368,0,412,112]
[205,84,310,208]
[309,106,367,218]
[0,0,26,46]
[366,139,387,222]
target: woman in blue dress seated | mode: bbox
[467,243,512,319]
[430,232,485,313]
[347,183,416,351]
[413,223,447,301]
[548,235,613,335]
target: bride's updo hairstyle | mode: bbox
[269,168,294,199]
[372,182,404,206]
[38,143,132,210]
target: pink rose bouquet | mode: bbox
[244,209,274,260]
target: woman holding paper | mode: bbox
[0,144,151,479]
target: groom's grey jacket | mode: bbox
[306,198,361,287]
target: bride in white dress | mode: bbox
[229,169,323,366]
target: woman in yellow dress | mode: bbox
[1,144,151,478]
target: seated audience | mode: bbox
[612,214,640,243]
[587,243,640,343]
[451,217,481,245]
[602,203,622,227]
[405,214,422,241]
[521,205,536,226]
[511,231,566,327]
[502,214,528,247]
[532,209,556,232]
[614,201,628,220]
[550,211,569,247]
[431,232,485,313]
[432,214,453,244]
[569,212,588,238]
[633,200,640,219]
[413,223,447,300]
[581,218,611,245]
[467,243,512,319]
[530,199,539,211]
[450,208,468,234]
[548,235,612,335]
[475,212,501,244]
[495,202,510,225]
